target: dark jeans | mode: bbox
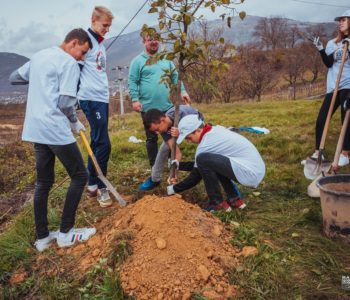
[33,143,88,239]
[316,89,350,151]
[141,112,158,167]
[80,100,111,188]
[196,152,237,205]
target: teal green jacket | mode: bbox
[128,51,186,112]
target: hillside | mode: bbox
[0,52,29,94]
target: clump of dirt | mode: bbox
[119,195,238,299]
[42,195,241,299]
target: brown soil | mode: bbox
[40,195,245,299]
[323,182,350,193]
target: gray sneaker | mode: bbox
[97,188,112,207]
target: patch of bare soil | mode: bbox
[38,195,247,299]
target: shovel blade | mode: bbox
[98,175,127,207]
[307,174,322,198]
[303,157,332,180]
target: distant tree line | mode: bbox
[183,17,330,102]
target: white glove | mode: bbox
[313,36,324,51]
[344,99,350,111]
[70,120,85,134]
[343,38,350,46]
[170,159,179,170]
[167,185,175,195]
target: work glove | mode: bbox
[70,120,85,134]
[167,185,175,196]
[344,98,350,111]
[170,159,179,170]
[342,38,350,46]
[312,36,324,51]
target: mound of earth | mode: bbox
[35,195,247,299]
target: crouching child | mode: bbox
[173,115,265,212]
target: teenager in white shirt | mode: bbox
[10,29,96,251]
[78,6,114,207]
[175,115,265,212]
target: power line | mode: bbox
[291,0,350,8]
[106,0,149,51]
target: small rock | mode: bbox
[197,264,211,282]
[156,238,167,249]
[129,280,138,289]
[182,291,191,300]
[216,285,224,293]
[92,249,100,257]
[241,246,259,257]
[175,279,181,285]
[213,225,223,236]
[157,292,164,300]
[9,269,27,285]
[207,250,214,258]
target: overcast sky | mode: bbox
[1,0,350,57]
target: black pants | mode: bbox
[316,89,350,151]
[33,143,88,239]
[196,152,237,205]
[141,112,159,167]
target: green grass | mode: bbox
[1,100,350,299]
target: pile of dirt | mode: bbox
[38,195,249,299]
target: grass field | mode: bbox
[1,99,350,299]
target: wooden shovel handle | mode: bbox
[79,130,103,176]
[332,109,350,169]
[319,42,349,151]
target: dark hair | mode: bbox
[64,28,93,49]
[143,109,166,129]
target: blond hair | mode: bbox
[92,6,114,20]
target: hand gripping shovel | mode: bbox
[304,41,349,180]
[80,130,127,207]
[307,109,350,197]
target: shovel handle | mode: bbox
[332,109,350,170]
[79,130,103,176]
[319,41,349,151]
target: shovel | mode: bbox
[79,130,127,207]
[307,109,350,198]
[303,41,349,180]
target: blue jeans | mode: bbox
[79,101,111,188]
[34,143,88,239]
[196,152,238,205]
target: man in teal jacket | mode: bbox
[128,28,190,168]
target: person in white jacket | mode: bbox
[176,115,265,212]
[9,28,96,251]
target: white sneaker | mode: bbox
[34,231,58,252]
[338,154,349,167]
[97,188,112,207]
[301,152,325,165]
[57,228,96,248]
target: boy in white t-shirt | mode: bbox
[174,114,266,212]
[9,29,96,251]
[78,6,114,207]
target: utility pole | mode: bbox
[112,66,128,128]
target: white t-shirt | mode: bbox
[19,46,79,145]
[194,126,265,188]
[325,39,350,93]
[77,31,109,103]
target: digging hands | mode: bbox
[312,36,324,51]
[170,126,180,138]
[70,120,85,134]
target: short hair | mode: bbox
[64,28,92,49]
[92,6,114,20]
[143,109,166,129]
